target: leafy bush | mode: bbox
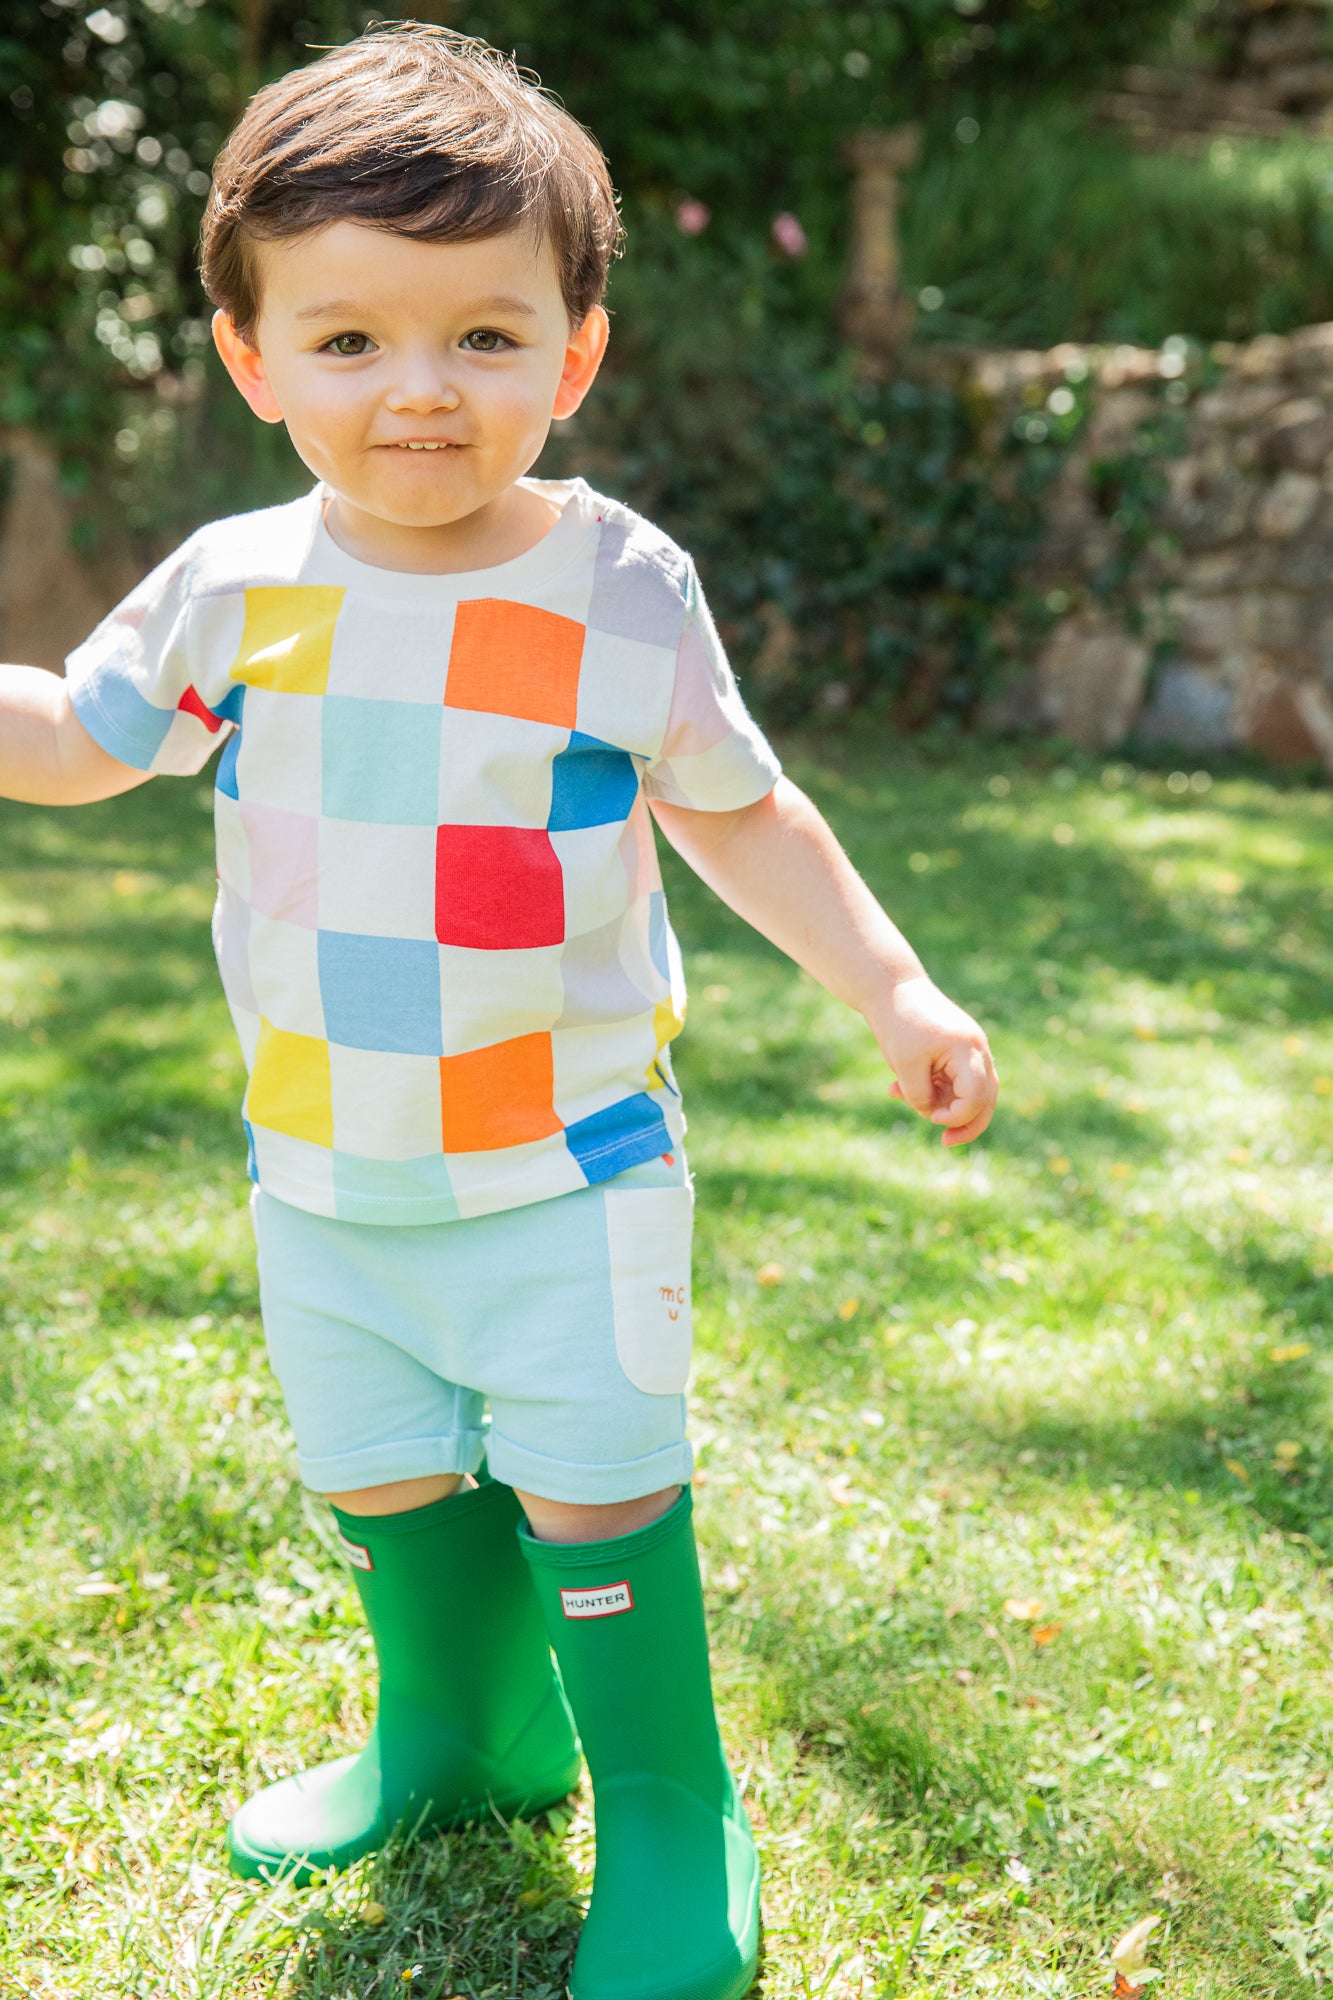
[543,228,1081,723]
[901,108,1333,347]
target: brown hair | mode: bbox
[201,22,622,340]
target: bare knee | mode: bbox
[515,1485,680,1545]
[325,1472,464,1516]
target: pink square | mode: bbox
[240,800,321,928]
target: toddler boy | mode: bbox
[0,27,996,2000]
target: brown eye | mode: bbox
[328,333,372,356]
[462,329,509,352]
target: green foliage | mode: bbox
[545,250,1076,724]
[903,110,1333,348]
[9,1,1181,532]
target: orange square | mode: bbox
[445,599,584,727]
[439,1032,563,1154]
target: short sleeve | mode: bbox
[643,564,781,811]
[65,537,233,776]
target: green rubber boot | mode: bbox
[227,1480,581,1883]
[520,1489,760,2000]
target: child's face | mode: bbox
[213,221,607,546]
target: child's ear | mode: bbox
[553,305,610,422]
[212,310,285,424]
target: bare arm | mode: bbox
[650,776,998,1145]
[0,665,152,806]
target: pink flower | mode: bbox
[771,211,808,258]
[675,198,711,237]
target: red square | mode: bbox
[435,824,564,949]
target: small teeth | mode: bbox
[399,441,449,450]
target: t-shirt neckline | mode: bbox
[305,475,600,600]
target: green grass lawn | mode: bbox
[1,737,1330,1999]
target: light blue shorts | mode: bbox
[250,1155,694,1505]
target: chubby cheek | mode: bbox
[281,376,377,473]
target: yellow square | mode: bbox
[230,586,345,696]
[247,1018,334,1147]
[646,995,686,1089]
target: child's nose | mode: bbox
[385,356,461,414]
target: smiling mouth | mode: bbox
[390,441,460,451]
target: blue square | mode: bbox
[322,697,441,825]
[565,1093,672,1182]
[548,730,641,831]
[216,731,241,800]
[318,931,442,1055]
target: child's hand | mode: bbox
[864,974,998,1147]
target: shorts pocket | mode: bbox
[603,1183,694,1396]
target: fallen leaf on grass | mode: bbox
[756,1262,785,1286]
[361,1903,387,1926]
[838,1298,860,1320]
[1048,1156,1071,1175]
[1111,1913,1161,1990]
[1224,1458,1250,1483]
[1314,1078,1332,1097]
[1113,1977,1146,1999]
[1270,1342,1312,1363]
[1031,1621,1063,1647]
[1273,1440,1302,1469]
[1003,1597,1045,1622]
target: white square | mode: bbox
[550,824,634,939]
[214,791,250,901]
[531,560,596,631]
[325,597,455,704]
[437,709,561,828]
[192,593,248,711]
[233,686,323,815]
[247,912,326,1037]
[552,1018,655,1123]
[248,1125,337,1215]
[213,884,258,1016]
[317,819,438,940]
[437,943,564,1056]
[447,1132,582,1218]
[329,1044,441,1160]
[225,998,262,1068]
[575,628,675,757]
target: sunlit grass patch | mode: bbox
[0,743,1329,1995]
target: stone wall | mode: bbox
[965,325,1333,775]
[1100,0,1333,148]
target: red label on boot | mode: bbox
[338,1532,374,1572]
[559,1580,634,1619]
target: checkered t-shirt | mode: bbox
[66,478,781,1224]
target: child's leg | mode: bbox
[228,1196,580,1882]
[515,1486,760,2000]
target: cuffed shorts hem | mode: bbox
[485,1428,694,1505]
[296,1428,488,1495]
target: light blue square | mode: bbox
[318,930,442,1055]
[322,696,441,825]
[331,1150,460,1224]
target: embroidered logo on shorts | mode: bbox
[338,1532,374,1572]
[559,1581,634,1619]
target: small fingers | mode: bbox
[929,1045,996,1128]
[940,1107,994,1147]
